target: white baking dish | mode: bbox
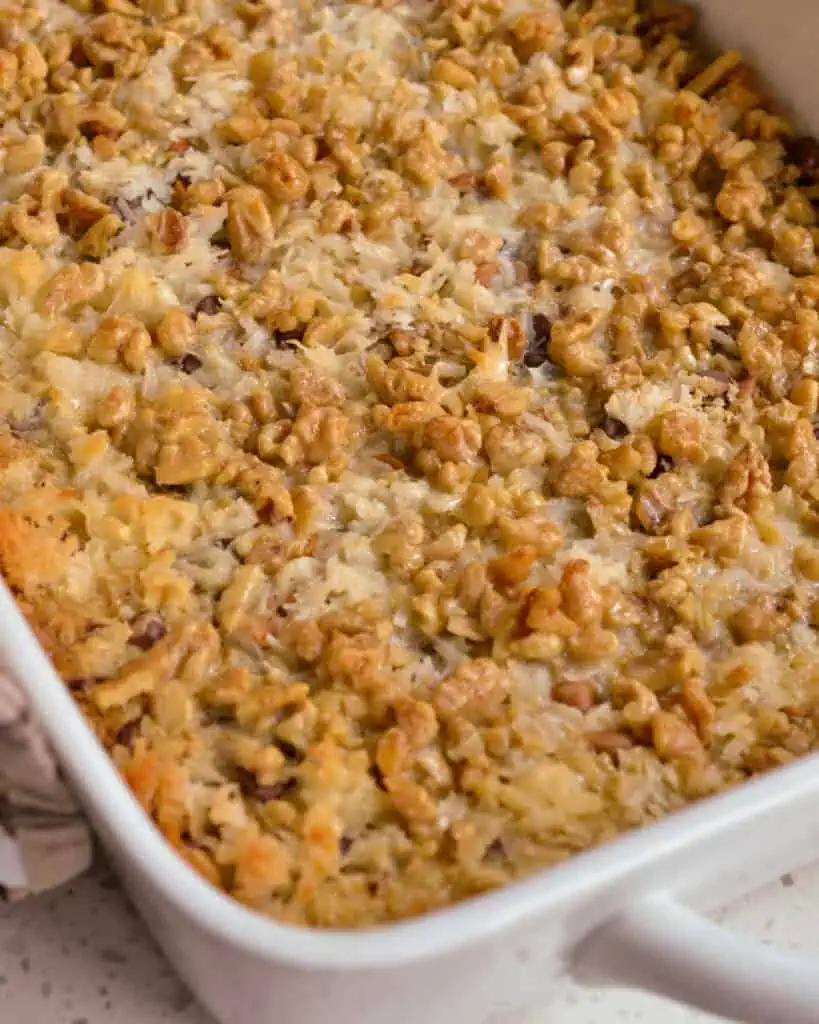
[9,2,819,1022]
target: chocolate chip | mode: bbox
[649,454,673,478]
[114,719,140,749]
[786,136,819,178]
[65,677,98,691]
[194,295,222,317]
[130,615,167,650]
[203,706,234,725]
[274,325,305,348]
[178,353,202,373]
[524,314,552,368]
[475,176,492,199]
[264,777,299,801]
[274,738,303,763]
[340,836,354,855]
[236,768,298,802]
[485,837,505,860]
[692,154,722,194]
[698,369,733,383]
[602,416,628,440]
[234,767,258,797]
[110,197,135,224]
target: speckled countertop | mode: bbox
[2,858,818,1024]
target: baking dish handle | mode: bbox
[573,892,819,1023]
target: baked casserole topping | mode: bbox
[3,0,819,926]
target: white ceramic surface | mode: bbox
[3,858,819,1024]
[5,1,819,1022]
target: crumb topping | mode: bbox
[3,0,819,927]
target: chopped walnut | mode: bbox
[38,263,104,315]
[730,595,787,643]
[651,711,703,763]
[560,560,602,627]
[87,316,152,372]
[435,659,510,724]
[657,410,707,464]
[553,441,607,499]
[146,209,188,254]
[552,679,596,711]
[226,186,274,263]
[255,152,310,203]
[484,423,545,475]
[420,415,481,464]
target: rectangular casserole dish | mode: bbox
[6,1,819,1022]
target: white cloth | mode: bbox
[0,672,92,900]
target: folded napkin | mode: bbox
[0,672,92,901]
